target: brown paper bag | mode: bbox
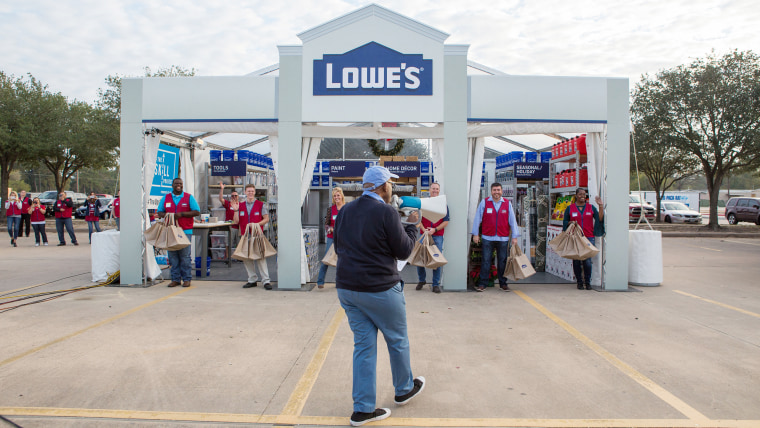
[321,244,338,266]
[424,237,447,269]
[407,232,429,267]
[504,244,536,281]
[549,222,599,260]
[251,223,277,260]
[232,223,255,261]
[164,216,191,251]
[147,213,190,251]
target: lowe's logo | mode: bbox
[313,42,432,96]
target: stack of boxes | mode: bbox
[302,227,320,281]
[545,225,576,282]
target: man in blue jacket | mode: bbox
[333,166,426,426]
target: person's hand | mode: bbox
[595,196,603,208]
[219,182,225,190]
[426,227,436,234]
[406,210,419,224]
[512,238,518,247]
[473,235,480,244]
[231,202,239,211]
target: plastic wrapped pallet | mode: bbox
[628,230,663,286]
[91,229,120,282]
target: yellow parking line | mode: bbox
[514,290,709,423]
[3,408,760,427]
[0,288,192,368]
[674,290,760,319]
[279,307,345,418]
[690,245,721,252]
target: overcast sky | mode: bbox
[1,0,757,104]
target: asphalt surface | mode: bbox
[0,232,758,428]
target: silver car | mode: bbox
[659,201,702,224]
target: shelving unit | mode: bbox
[548,151,588,226]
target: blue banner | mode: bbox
[150,144,180,198]
[313,42,433,96]
[514,162,549,180]
[329,161,366,177]
[384,161,420,177]
[210,161,247,176]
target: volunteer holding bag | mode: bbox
[156,178,200,288]
[233,183,272,290]
[562,188,604,290]
[316,187,345,289]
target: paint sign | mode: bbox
[329,161,366,177]
[313,42,433,96]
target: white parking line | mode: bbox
[721,239,760,247]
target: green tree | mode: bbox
[632,50,760,228]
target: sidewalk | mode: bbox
[0,236,758,427]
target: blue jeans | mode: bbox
[115,217,120,231]
[7,216,21,240]
[87,220,102,242]
[316,237,333,286]
[167,244,193,282]
[55,217,77,244]
[417,235,444,286]
[480,238,510,287]
[572,237,595,286]
[337,283,415,413]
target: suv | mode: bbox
[37,190,59,215]
[725,197,760,225]
[629,194,655,223]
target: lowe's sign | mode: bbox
[313,42,432,96]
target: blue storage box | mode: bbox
[236,150,249,164]
[210,150,221,162]
[155,255,168,265]
[194,257,211,277]
[321,161,330,173]
[222,150,235,161]
[321,175,330,186]
[541,152,552,163]
[524,152,538,162]
[312,175,320,186]
[421,176,430,187]
[421,161,430,173]
[313,161,320,173]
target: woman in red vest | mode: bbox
[563,188,605,290]
[113,190,120,231]
[316,187,346,289]
[54,191,78,246]
[5,190,23,247]
[28,197,49,246]
[84,192,103,243]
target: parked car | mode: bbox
[659,201,702,224]
[629,194,655,223]
[75,197,114,220]
[724,197,760,225]
[37,190,59,216]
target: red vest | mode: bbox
[238,199,264,233]
[568,203,595,237]
[481,198,512,237]
[326,204,338,238]
[113,198,120,218]
[54,199,73,218]
[222,200,239,229]
[421,216,446,236]
[30,206,46,222]
[20,196,31,212]
[163,193,195,230]
[5,200,23,216]
[85,200,100,222]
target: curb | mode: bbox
[661,232,760,238]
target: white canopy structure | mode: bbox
[120,4,629,290]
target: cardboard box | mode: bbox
[393,156,405,161]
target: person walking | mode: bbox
[5,191,23,247]
[333,166,426,427]
[218,182,240,249]
[28,197,48,246]
[316,186,346,289]
[233,183,271,290]
[415,182,449,294]
[563,188,605,290]
[156,178,200,288]
[54,191,78,246]
[84,192,103,243]
[19,190,31,238]
[113,191,120,231]
[471,182,520,292]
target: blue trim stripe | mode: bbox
[468,118,607,124]
[142,119,278,123]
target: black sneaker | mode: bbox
[72,242,79,246]
[415,282,425,290]
[394,376,425,405]
[432,286,442,294]
[264,283,273,290]
[58,243,66,246]
[243,282,258,288]
[350,408,390,427]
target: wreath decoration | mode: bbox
[368,139,405,157]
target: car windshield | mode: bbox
[664,202,690,211]
[99,198,112,204]
[39,191,57,199]
[629,195,643,203]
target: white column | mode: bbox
[277,45,303,289]
[119,78,144,285]
[442,45,470,291]
[604,78,630,290]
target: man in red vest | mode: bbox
[415,182,449,294]
[113,190,120,231]
[18,190,31,238]
[563,188,604,290]
[157,178,200,288]
[471,183,520,292]
[233,183,271,290]
[54,191,78,246]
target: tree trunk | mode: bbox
[654,186,663,223]
[1,160,13,221]
[705,178,722,230]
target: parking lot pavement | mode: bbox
[0,237,759,427]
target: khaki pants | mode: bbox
[243,258,270,284]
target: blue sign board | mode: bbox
[313,42,433,96]
[514,162,549,180]
[210,161,247,177]
[150,144,180,198]
[330,161,366,177]
[384,161,420,178]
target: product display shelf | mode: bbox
[547,148,588,277]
